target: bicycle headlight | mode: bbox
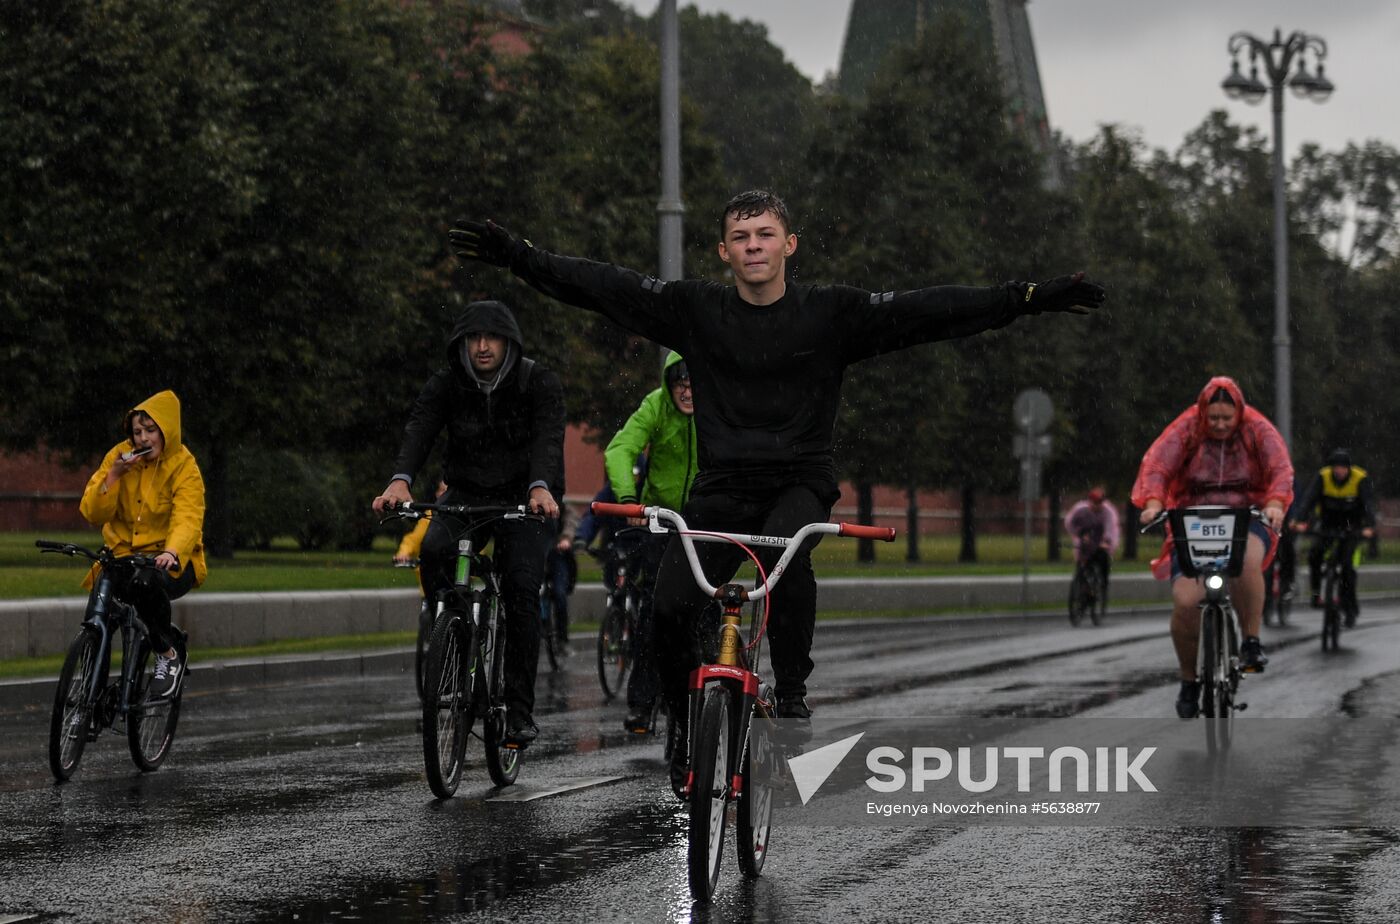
[1205,574,1225,592]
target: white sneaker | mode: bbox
[149,653,183,700]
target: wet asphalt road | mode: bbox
[3,603,1400,923]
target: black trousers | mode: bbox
[420,490,549,717]
[96,563,195,652]
[622,532,667,711]
[650,481,833,717]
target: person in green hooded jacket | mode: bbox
[604,352,696,733]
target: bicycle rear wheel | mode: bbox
[1067,569,1086,627]
[688,685,732,901]
[414,600,433,703]
[50,628,101,782]
[1322,571,1341,652]
[422,609,474,799]
[596,603,630,699]
[540,589,560,673]
[1088,563,1105,626]
[736,697,774,878]
[127,642,182,772]
[484,605,520,787]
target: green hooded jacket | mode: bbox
[605,351,696,510]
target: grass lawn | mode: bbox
[6,528,1387,599]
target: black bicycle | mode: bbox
[384,502,539,797]
[590,527,651,700]
[37,541,185,782]
[1311,529,1361,652]
[1067,534,1108,627]
[538,565,563,673]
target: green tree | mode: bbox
[807,15,1065,559]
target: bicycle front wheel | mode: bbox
[688,685,732,901]
[596,603,630,699]
[422,609,474,799]
[1088,563,1106,626]
[1201,606,1233,754]
[127,642,182,772]
[50,628,102,782]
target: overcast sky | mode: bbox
[618,0,1400,159]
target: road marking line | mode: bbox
[0,914,38,923]
[486,776,627,802]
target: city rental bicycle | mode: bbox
[1067,534,1107,627]
[593,501,894,901]
[383,502,540,797]
[1310,529,1361,652]
[1144,506,1261,753]
[37,541,186,782]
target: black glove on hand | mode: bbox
[1021,273,1106,315]
[448,219,525,267]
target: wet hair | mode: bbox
[720,190,791,239]
[1327,448,1352,467]
[1207,388,1235,406]
[666,360,690,388]
[122,409,159,441]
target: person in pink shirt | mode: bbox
[1131,376,1293,717]
[1064,486,1120,594]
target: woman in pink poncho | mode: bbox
[1131,376,1293,718]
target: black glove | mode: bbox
[1020,273,1106,315]
[448,219,526,267]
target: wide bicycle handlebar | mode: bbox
[590,501,895,602]
[380,501,539,525]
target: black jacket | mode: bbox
[392,300,565,502]
[509,248,1025,489]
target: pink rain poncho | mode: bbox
[1131,376,1293,578]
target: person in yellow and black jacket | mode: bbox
[79,390,207,699]
[1293,448,1376,621]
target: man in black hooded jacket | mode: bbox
[373,300,565,746]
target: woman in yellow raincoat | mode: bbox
[79,390,206,699]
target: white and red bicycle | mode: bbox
[592,501,894,901]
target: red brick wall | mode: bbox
[0,450,94,531]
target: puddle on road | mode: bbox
[250,799,687,922]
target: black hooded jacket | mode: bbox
[391,300,565,501]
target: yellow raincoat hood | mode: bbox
[79,390,207,588]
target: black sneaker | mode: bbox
[1344,606,1358,629]
[1176,680,1201,719]
[775,694,812,720]
[623,704,654,736]
[1240,636,1268,673]
[147,651,184,701]
[504,711,539,749]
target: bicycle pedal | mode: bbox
[1235,702,1248,712]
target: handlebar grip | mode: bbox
[35,540,67,550]
[838,523,896,541]
[592,502,645,518]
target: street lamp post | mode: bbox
[1221,28,1334,452]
